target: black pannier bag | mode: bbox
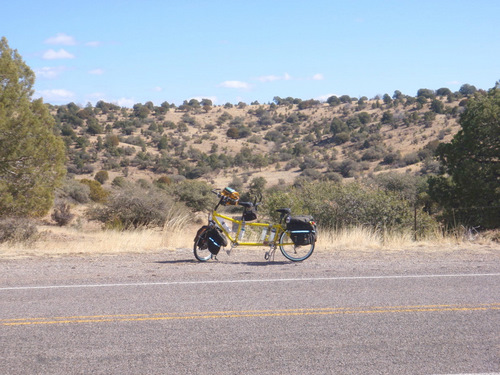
[194,226,209,249]
[286,215,317,246]
[206,227,227,255]
[242,206,257,221]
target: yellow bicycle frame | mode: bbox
[211,210,292,247]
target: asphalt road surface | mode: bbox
[1,247,499,374]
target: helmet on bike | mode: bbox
[221,187,240,205]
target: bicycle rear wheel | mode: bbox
[193,228,212,262]
[278,230,315,261]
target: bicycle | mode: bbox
[193,188,317,262]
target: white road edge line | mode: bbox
[2,273,500,291]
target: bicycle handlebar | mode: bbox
[211,188,261,209]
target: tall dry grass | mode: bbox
[0,226,164,258]
[0,223,497,259]
[315,226,473,252]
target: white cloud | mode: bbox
[35,66,67,79]
[89,68,104,75]
[218,80,250,89]
[44,33,77,46]
[312,73,324,81]
[316,93,337,102]
[37,89,75,101]
[42,49,75,60]
[153,86,163,92]
[113,98,135,108]
[257,73,292,82]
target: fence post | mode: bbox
[414,204,417,241]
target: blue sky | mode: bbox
[3,0,499,107]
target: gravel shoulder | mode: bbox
[1,244,499,288]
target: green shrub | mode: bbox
[339,160,360,178]
[226,127,240,139]
[323,172,342,182]
[79,179,109,203]
[403,152,420,166]
[300,168,322,179]
[51,202,74,226]
[59,178,90,204]
[156,175,173,185]
[264,181,437,235]
[112,176,128,188]
[248,177,267,196]
[368,172,427,201]
[334,132,350,145]
[263,188,306,222]
[87,185,189,230]
[94,170,109,185]
[299,156,322,171]
[171,180,215,212]
[361,147,384,161]
[382,152,401,165]
[0,217,38,243]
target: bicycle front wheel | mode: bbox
[193,228,212,262]
[279,230,315,262]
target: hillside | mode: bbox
[51,93,466,189]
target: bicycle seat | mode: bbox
[276,208,291,215]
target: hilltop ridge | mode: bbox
[52,92,468,189]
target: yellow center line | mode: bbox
[2,303,499,327]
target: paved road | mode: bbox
[1,247,499,374]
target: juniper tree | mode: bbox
[0,37,66,217]
[429,85,500,228]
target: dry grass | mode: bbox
[315,226,489,253]
[0,226,165,258]
[1,222,498,259]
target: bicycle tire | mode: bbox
[193,228,212,262]
[278,230,314,261]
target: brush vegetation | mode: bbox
[1,36,499,254]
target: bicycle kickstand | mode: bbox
[264,246,277,262]
[226,244,236,256]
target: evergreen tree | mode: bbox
[0,37,66,217]
[429,85,500,228]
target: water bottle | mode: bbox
[268,226,276,242]
[220,219,230,233]
[260,227,268,241]
[239,223,246,240]
[232,221,239,233]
